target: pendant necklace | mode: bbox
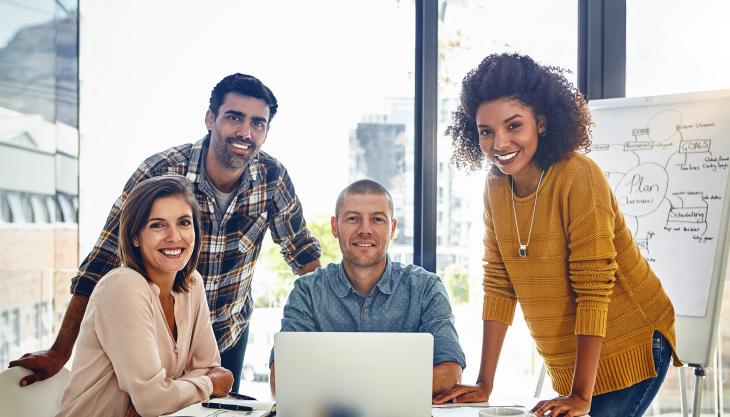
[510,170,545,257]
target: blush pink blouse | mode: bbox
[55,267,220,417]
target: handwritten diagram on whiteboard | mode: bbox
[588,94,730,317]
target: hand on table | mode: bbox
[531,394,590,417]
[206,366,233,397]
[432,382,490,405]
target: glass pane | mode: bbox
[438,0,578,400]
[0,0,79,371]
[79,0,414,396]
[626,0,730,97]
[626,2,730,415]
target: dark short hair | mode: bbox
[209,73,278,121]
[447,53,592,174]
[335,179,394,217]
[118,175,202,293]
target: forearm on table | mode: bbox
[570,334,603,401]
[476,320,509,391]
[432,361,462,395]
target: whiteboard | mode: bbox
[587,90,730,366]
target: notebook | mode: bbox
[274,332,433,417]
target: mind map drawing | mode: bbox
[588,99,730,317]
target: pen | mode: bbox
[201,401,253,412]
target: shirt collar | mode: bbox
[185,136,207,185]
[334,257,393,298]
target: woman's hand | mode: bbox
[432,382,490,405]
[531,394,591,417]
[206,366,234,397]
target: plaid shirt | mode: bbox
[72,137,321,351]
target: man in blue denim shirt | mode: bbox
[270,180,466,397]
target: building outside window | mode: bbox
[0,0,79,371]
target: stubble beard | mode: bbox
[342,248,386,271]
[212,135,249,169]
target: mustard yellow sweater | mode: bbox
[482,152,679,396]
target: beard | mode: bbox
[340,242,387,270]
[211,134,257,169]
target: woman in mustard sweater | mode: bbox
[432,53,680,417]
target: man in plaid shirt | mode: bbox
[10,73,322,392]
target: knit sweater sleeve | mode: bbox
[566,157,619,337]
[482,179,517,325]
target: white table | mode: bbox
[165,397,588,417]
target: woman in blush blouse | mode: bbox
[55,175,233,417]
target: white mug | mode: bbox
[479,406,533,417]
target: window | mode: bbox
[626,0,730,97]
[78,0,414,394]
[0,308,21,370]
[626,1,730,414]
[0,0,78,371]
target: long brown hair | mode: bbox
[118,174,202,292]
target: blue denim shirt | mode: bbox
[270,259,466,368]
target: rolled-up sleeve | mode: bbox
[419,277,466,369]
[268,169,322,272]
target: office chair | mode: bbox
[0,366,70,417]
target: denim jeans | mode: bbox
[589,331,672,417]
[220,324,249,393]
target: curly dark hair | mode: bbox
[209,73,278,121]
[447,53,592,174]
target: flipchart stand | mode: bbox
[679,364,706,417]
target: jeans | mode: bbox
[589,331,672,417]
[220,324,249,393]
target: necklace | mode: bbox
[510,170,545,257]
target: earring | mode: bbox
[133,239,139,247]
[539,130,547,137]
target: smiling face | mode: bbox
[476,97,546,184]
[134,194,196,283]
[331,193,396,273]
[206,92,270,169]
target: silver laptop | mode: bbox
[274,332,433,417]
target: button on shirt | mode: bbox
[271,259,466,368]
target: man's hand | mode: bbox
[432,382,491,405]
[206,366,234,397]
[8,348,70,387]
[531,394,591,417]
[9,294,89,387]
[297,260,321,276]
